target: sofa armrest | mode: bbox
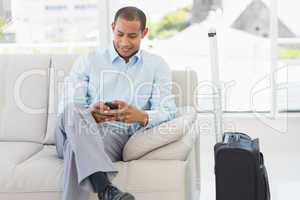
[123,107,197,161]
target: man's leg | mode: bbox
[89,171,110,193]
[88,123,130,194]
[55,104,124,200]
[94,123,134,200]
[55,116,90,200]
[61,140,90,200]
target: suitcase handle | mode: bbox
[223,134,240,143]
[223,132,252,144]
[208,28,223,143]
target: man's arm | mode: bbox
[143,57,177,129]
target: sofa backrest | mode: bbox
[0,55,49,143]
[172,70,198,108]
[43,55,77,144]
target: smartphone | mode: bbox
[104,102,119,110]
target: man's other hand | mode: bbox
[103,100,148,126]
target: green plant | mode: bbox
[148,6,191,40]
[0,18,5,40]
[279,47,300,59]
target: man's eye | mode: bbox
[117,33,124,37]
[129,35,137,39]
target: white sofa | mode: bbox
[0,55,200,200]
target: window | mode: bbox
[74,4,98,10]
[0,0,299,113]
[45,5,67,11]
[0,0,100,54]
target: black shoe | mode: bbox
[98,185,135,200]
[97,193,104,200]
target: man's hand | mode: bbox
[103,100,149,126]
[88,101,116,123]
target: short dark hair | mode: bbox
[114,6,147,31]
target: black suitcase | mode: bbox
[214,132,271,200]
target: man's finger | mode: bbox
[93,101,110,111]
[112,100,128,108]
[116,114,129,121]
[103,108,128,115]
[92,112,108,120]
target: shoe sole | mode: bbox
[120,193,135,200]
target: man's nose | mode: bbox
[120,37,130,47]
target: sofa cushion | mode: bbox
[0,55,49,143]
[139,134,194,161]
[2,145,64,193]
[1,145,187,200]
[0,142,43,192]
[0,142,43,164]
[122,107,196,161]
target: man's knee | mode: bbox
[56,145,64,159]
[59,103,85,125]
[54,103,82,150]
[59,103,98,136]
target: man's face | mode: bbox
[112,17,148,60]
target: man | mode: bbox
[55,6,177,200]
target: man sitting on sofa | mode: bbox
[55,6,177,200]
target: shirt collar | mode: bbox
[109,43,142,65]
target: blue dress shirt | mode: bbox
[59,45,177,134]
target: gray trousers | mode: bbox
[55,104,130,200]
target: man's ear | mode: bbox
[141,27,148,39]
[111,22,115,32]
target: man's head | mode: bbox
[112,7,148,61]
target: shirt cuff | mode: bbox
[144,110,157,129]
